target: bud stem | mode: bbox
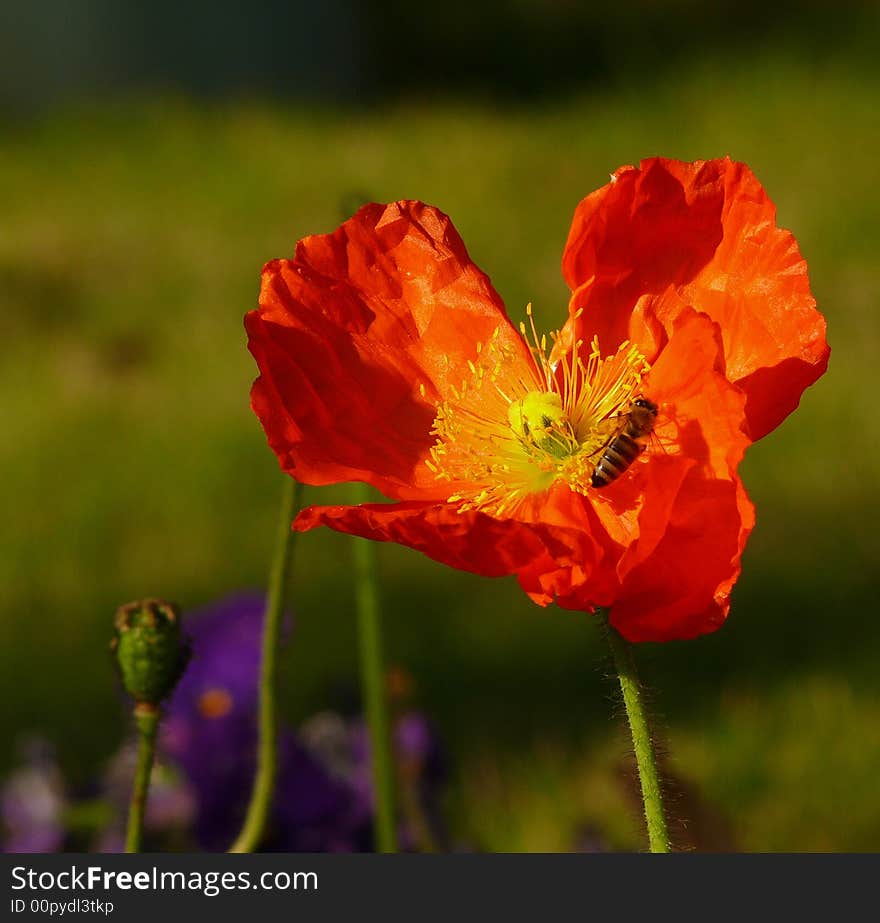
[602,612,671,852]
[352,482,397,852]
[124,703,160,853]
[228,477,302,853]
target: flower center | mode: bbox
[427,305,650,515]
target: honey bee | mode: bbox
[590,397,658,488]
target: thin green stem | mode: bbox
[602,613,671,853]
[125,703,160,853]
[352,482,397,853]
[229,476,302,853]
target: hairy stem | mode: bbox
[603,613,670,853]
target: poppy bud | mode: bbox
[111,599,190,706]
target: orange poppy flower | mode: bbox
[246,157,829,642]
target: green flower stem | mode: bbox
[602,613,671,853]
[229,477,302,854]
[125,703,161,853]
[352,482,398,853]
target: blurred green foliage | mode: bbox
[1,47,878,850]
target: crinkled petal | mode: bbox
[552,309,755,640]
[609,310,754,641]
[563,159,724,354]
[608,472,755,642]
[294,486,622,607]
[563,157,829,439]
[246,201,530,499]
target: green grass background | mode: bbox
[2,49,878,850]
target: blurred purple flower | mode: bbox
[302,706,448,852]
[161,592,362,851]
[1,737,65,853]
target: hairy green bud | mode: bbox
[111,599,190,706]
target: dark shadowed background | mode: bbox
[1,0,879,850]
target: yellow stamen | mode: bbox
[428,306,651,515]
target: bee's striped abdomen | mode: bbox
[590,431,643,487]
[590,397,658,490]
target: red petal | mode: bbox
[562,159,725,357]
[609,310,754,641]
[550,309,755,640]
[607,473,755,642]
[294,487,622,608]
[246,201,529,499]
[563,157,829,439]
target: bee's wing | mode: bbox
[645,407,678,457]
[643,430,672,457]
